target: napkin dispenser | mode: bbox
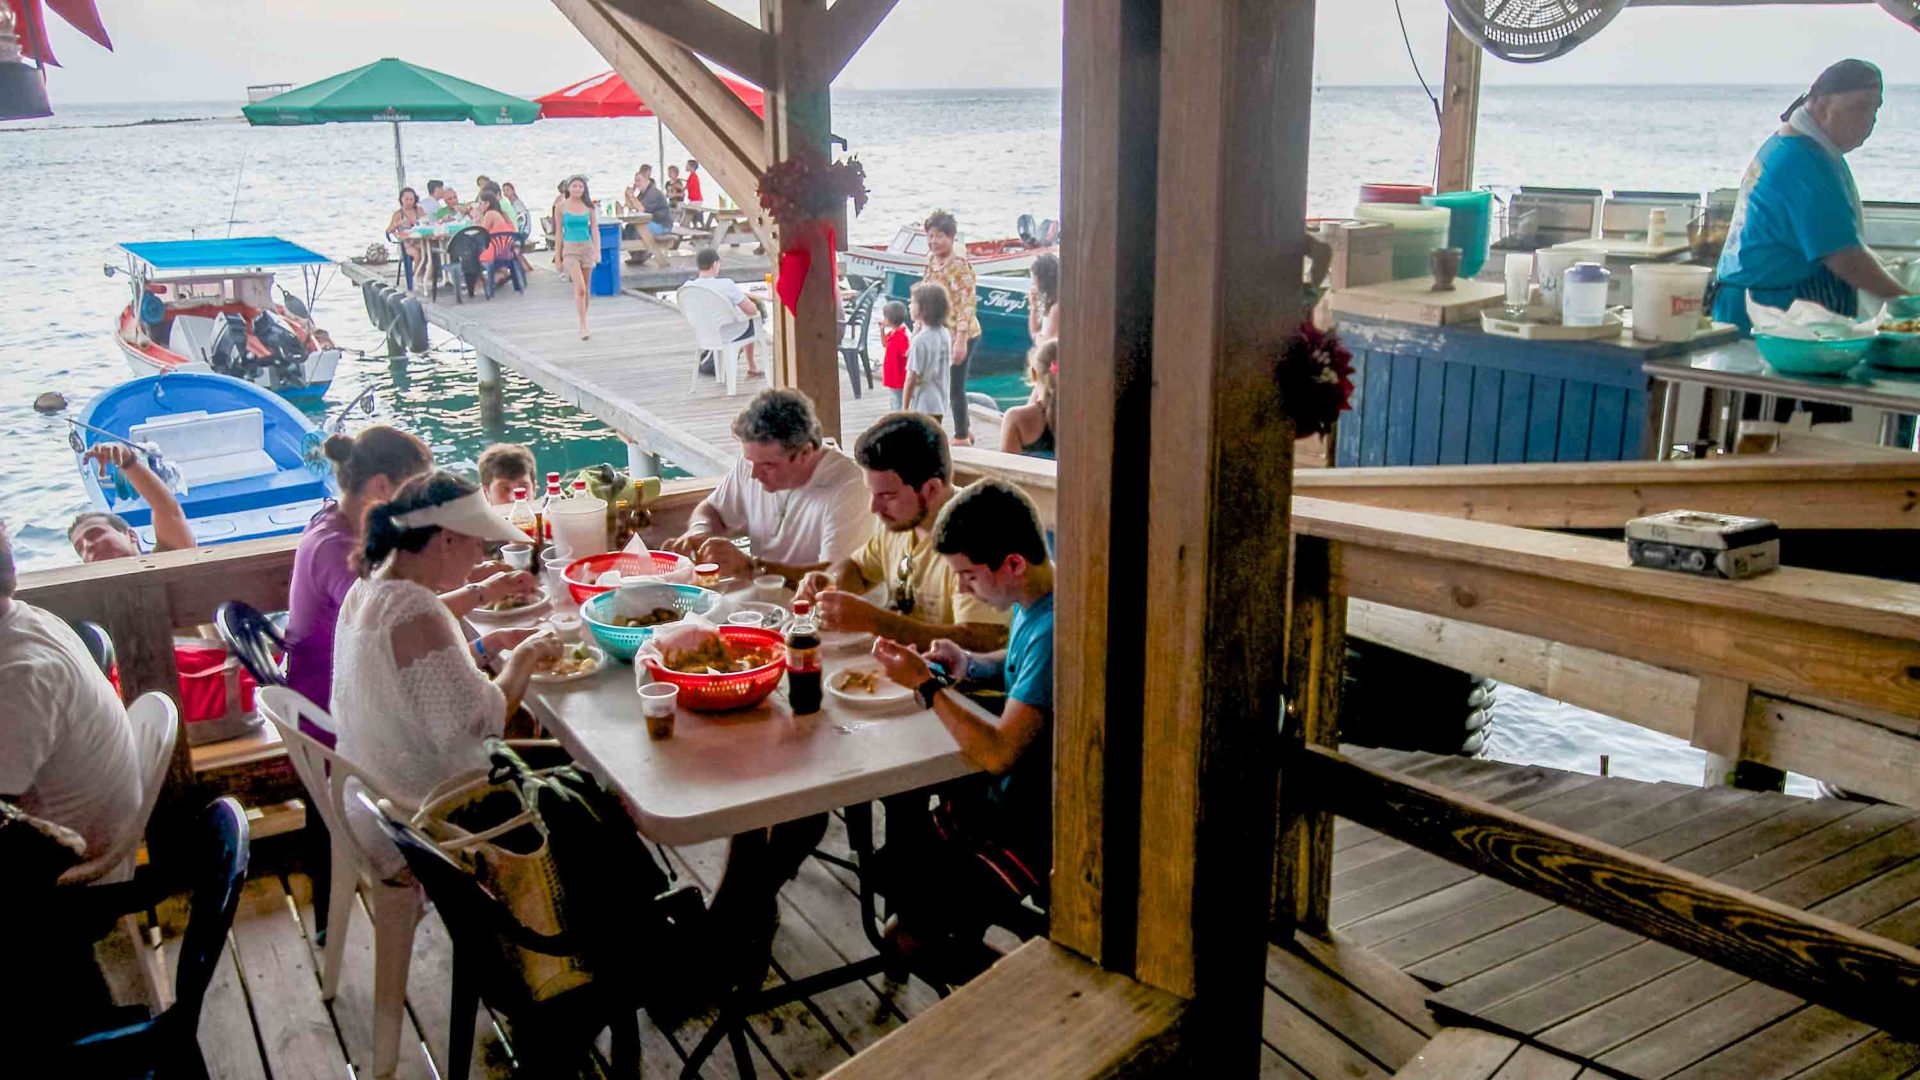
[1625,510,1779,580]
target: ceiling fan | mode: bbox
[1448,0,1916,65]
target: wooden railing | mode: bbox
[1273,498,1920,1042]
[959,447,1920,802]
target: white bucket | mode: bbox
[1631,264,1712,342]
[549,497,609,558]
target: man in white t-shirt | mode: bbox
[681,247,765,378]
[0,520,142,870]
[665,389,870,585]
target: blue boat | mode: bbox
[109,237,342,404]
[74,372,338,548]
[882,269,1034,362]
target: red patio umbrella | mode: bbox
[534,69,764,119]
[535,70,764,184]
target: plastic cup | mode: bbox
[501,543,532,570]
[753,574,786,602]
[727,610,766,628]
[639,682,678,739]
[1503,253,1534,310]
[547,612,584,643]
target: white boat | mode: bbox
[109,237,342,404]
[843,223,1057,285]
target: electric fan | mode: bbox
[1443,0,1629,64]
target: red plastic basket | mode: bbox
[563,550,690,605]
[643,626,787,712]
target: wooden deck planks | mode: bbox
[1266,941,1430,1070]
[226,876,353,1080]
[339,261,997,477]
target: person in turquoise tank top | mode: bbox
[550,175,600,340]
[1713,60,1912,333]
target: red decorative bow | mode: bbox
[8,0,113,66]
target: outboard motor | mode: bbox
[205,313,253,380]
[251,310,310,390]
[1017,213,1039,247]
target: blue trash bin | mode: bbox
[591,221,622,297]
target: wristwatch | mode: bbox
[915,671,954,709]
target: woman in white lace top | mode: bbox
[332,472,563,810]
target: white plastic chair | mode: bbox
[676,282,760,397]
[59,691,181,1009]
[257,686,423,1080]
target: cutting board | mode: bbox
[1329,277,1507,326]
[1553,236,1693,260]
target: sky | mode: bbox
[30,0,1920,104]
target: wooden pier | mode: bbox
[339,260,1000,476]
[101,748,1920,1079]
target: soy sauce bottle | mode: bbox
[786,601,823,714]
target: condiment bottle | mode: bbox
[786,601,822,715]
[541,473,562,541]
[1561,262,1611,328]
[1646,208,1668,249]
[507,486,537,541]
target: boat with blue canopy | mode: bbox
[73,371,338,548]
[108,236,342,403]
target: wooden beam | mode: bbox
[1691,673,1754,788]
[1053,0,1160,973]
[1274,536,1343,936]
[1301,743,1920,1041]
[1294,456,1920,530]
[598,0,771,87]
[821,939,1189,1079]
[956,450,1920,531]
[551,0,770,235]
[1434,19,1481,193]
[1295,497,1920,719]
[811,0,900,81]
[761,0,842,439]
[1135,0,1313,1063]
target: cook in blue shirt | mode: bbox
[1713,59,1910,332]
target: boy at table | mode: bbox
[794,413,1010,652]
[869,478,1055,986]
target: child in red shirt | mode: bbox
[880,300,912,408]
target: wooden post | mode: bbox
[1134,0,1315,1065]
[762,0,845,442]
[1435,19,1481,193]
[1275,535,1343,936]
[475,349,504,432]
[1053,0,1162,973]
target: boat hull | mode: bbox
[846,244,1047,286]
[75,372,338,549]
[883,269,1034,360]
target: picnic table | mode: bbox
[496,579,978,1076]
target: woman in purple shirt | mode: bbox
[284,427,433,712]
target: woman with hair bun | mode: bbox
[285,426,434,713]
[332,471,561,813]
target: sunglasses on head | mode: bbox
[891,553,915,616]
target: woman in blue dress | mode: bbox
[1713,60,1910,333]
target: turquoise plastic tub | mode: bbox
[1421,190,1492,278]
[1871,331,1920,370]
[581,585,720,662]
[1754,334,1872,376]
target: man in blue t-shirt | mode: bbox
[872,478,1054,987]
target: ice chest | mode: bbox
[1625,510,1779,580]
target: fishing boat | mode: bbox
[73,372,338,548]
[108,237,342,403]
[844,221,1057,286]
[883,268,1035,359]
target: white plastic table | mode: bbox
[522,635,974,846]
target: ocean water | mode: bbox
[5,85,1905,790]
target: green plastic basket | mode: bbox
[1754,334,1872,376]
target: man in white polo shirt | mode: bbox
[0,519,142,874]
[665,388,869,585]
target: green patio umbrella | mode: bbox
[241,58,541,193]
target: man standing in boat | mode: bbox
[67,444,195,561]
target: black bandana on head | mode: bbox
[1781,59,1884,122]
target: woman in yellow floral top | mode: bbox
[922,210,981,444]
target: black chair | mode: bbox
[70,620,116,677]
[372,797,647,1079]
[445,226,492,306]
[60,798,251,1080]
[214,601,287,688]
[839,281,883,398]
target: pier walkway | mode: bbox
[340,260,999,477]
[103,747,1920,1078]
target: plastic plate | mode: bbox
[470,587,550,619]
[527,645,606,684]
[826,663,913,707]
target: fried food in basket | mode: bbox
[611,607,682,629]
[661,637,779,674]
